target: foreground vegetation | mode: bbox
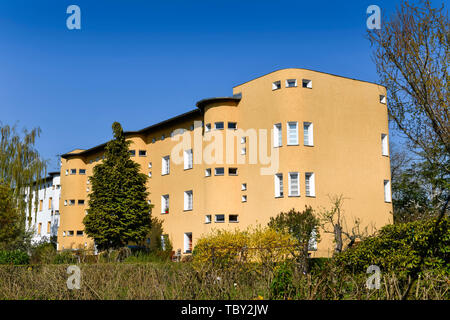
[0,260,447,300]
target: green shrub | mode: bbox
[0,249,29,265]
[270,262,294,299]
[30,243,57,264]
[335,216,450,275]
[310,257,331,273]
[53,250,77,264]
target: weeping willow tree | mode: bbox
[0,123,47,249]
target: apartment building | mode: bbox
[57,68,392,256]
[26,172,61,245]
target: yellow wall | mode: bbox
[57,68,392,256]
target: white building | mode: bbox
[26,172,61,246]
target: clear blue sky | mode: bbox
[0,0,437,171]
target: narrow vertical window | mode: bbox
[288,172,300,196]
[161,195,169,214]
[184,232,193,253]
[304,122,314,146]
[274,123,282,147]
[162,156,170,175]
[287,122,298,145]
[274,173,284,197]
[384,180,391,202]
[381,134,389,156]
[184,190,193,211]
[184,149,193,170]
[305,172,315,197]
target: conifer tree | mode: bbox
[83,122,152,251]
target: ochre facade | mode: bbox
[58,68,392,257]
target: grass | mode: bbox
[0,260,447,300]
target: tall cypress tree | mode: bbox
[83,122,152,251]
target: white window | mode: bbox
[381,134,389,156]
[305,173,315,197]
[205,215,212,224]
[148,162,152,168]
[162,156,170,175]
[79,169,86,175]
[241,147,246,155]
[288,172,300,196]
[205,123,211,132]
[215,122,224,130]
[148,172,152,178]
[241,183,247,191]
[241,137,246,144]
[161,195,169,214]
[303,122,314,146]
[286,79,297,87]
[302,79,312,88]
[380,95,386,104]
[70,169,76,175]
[184,232,192,253]
[287,122,298,145]
[205,168,211,177]
[215,167,224,176]
[384,180,391,202]
[274,173,284,197]
[65,170,69,176]
[242,195,247,202]
[184,190,193,211]
[64,200,67,206]
[184,149,193,170]
[274,123,282,147]
[215,214,225,223]
[272,81,281,90]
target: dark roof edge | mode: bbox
[196,97,241,110]
[232,68,385,89]
[61,109,201,159]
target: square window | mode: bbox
[241,148,246,155]
[76,230,84,236]
[148,162,152,168]
[69,200,75,206]
[68,230,74,237]
[228,168,238,175]
[242,195,247,202]
[241,183,247,191]
[229,215,239,223]
[78,200,85,205]
[205,168,211,177]
[286,79,297,88]
[215,122,224,130]
[65,170,69,176]
[241,137,246,144]
[302,79,312,88]
[205,124,211,132]
[139,150,147,157]
[380,95,387,104]
[228,122,237,130]
[205,215,212,224]
[70,169,76,175]
[148,172,152,178]
[215,167,224,176]
[129,150,136,157]
[79,169,86,175]
[272,81,281,90]
[215,214,225,223]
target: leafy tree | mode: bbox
[0,123,46,249]
[0,184,23,250]
[268,207,320,273]
[83,122,152,251]
[367,0,449,209]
